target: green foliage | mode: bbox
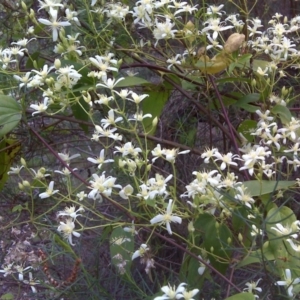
[0,95,22,138]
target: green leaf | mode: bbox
[271,104,292,124]
[237,120,257,142]
[109,226,134,275]
[115,76,150,87]
[194,214,232,274]
[71,97,90,133]
[237,241,275,268]
[225,292,255,300]
[1,293,14,300]
[12,204,24,212]
[0,95,22,137]
[54,233,76,255]
[243,180,296,197]
[180,253,204,286]
[0,138,21,191]
[26,51,45,70]
[228,53,252,73]
[233,93,260,112]
[142,80,172,134]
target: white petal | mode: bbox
[150,214,164,224]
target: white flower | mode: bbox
[0,263,14,277]
[150,199,182,235]
[201,148,218,163]
[163,148,190,163]
[286,239,300,252]
[119,184,134,199]
[96,77,124,90]
[129,92,149,104]
[276,269,300,297]
[7,165,23,175]
[154,283,186,300]
[58,152,80,165]
[256,67,269,76]
[153,18,177,45]
[174,4,198,15]
[87,149,114,169]
[13,72,32,89]
[213,152,238,170]
[166,54,182,70]
[23,272,40,293]
[101,109,123,129]
[132,244,149,260]
[114,142,142,157]
[250,225,263,237]
[235,186,255,208]
[244,278,262,298]
[57,218,81,246]
[198,255,210,275]
[39,181,59,199]
[57,205,84,220]
[38,0,63,11]
[38,8,71,41]
[207,4,225,15]
[14,264,32,281]
[176,288,200,300]
[88,172,121,200]
[76,191,87,201]
[271,223,298,239]
[30,97,49,116]
[89,55,118,72]
[202,18,233,40]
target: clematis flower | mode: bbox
[87,149,114,169]
[276,269,300,297]
[39,181,59,199]
[58,152,80,165]
[57,205,84,220]
[271,223,298,239]
[132,244,149,260]
[244,278,262,298]
[38,0,63,11]
[150,199,182,235]
[57,218,81,246]
[30,97,49,116]
[23,272,40,293]
[38,8,71,41]
[101,109,123,129]
[154,283,186,300]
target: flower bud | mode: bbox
[29,8,35,19]
[238,233,243,242]
[18,182,24,190]
[118,159,126,168]
[54,59,61,69]
[82,92,91,105]
[224,33,245,54]
[152,117,158,127]
[227,237,232,244]
[39,167,46,174]
[251,79,256,87]
[22,180,30,187]
[21,157,27,167]
[21,1,27,10]
[188,221,195,232]
[281,86,288,96]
